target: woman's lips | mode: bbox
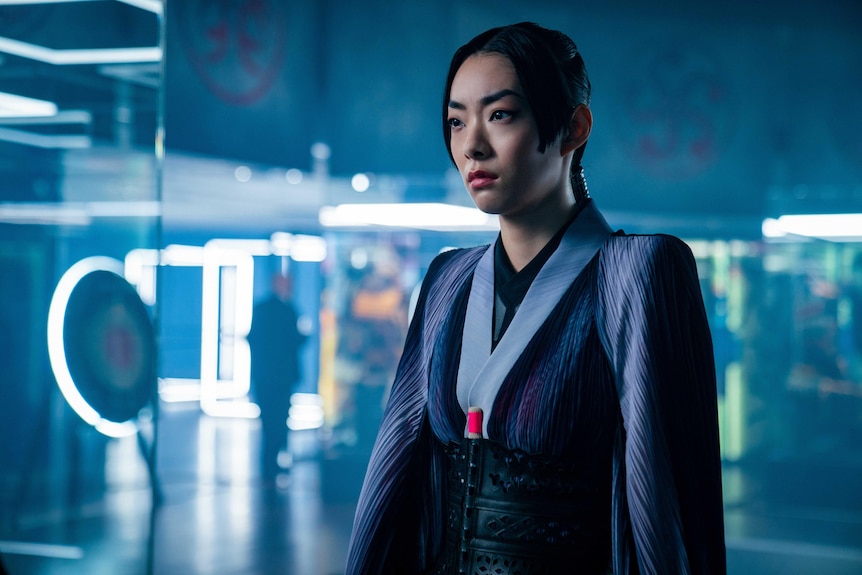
[468,170,498,189]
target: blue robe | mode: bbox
[346,201,726,574]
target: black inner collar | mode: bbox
[491,199,591,346]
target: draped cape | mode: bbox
[345,201,726,574]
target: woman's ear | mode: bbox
[561,105,592,156]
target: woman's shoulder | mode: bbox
[427,244,488,278]
[416,245,488,319]
[597,232,700,288]
[604,231,692,251]
[601,232,695,265]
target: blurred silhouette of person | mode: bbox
[248,272,307,482]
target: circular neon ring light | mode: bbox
[47,256,142,438]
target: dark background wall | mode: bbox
[163,0,862,221]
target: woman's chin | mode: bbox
[467,195,502,216]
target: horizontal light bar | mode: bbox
[763,213,862,242]
[0,0,161,15]
[161,244,204,266]
[206,238,272,256]
[205,235,327,262]
[0,0,160,5]
[287,393,325,430]
[0,201,160,225]
[319,202,499,231]
[0,0,90,4]
[0,203,87,225]
[0,126,90,148]
[0,91,57,117]
[0,540,84,560]
[0,106,91,149]
[116,0,162,14]
[99,63,161,88]
[158,378,203,403]
[270,232,328,261]
[0,109,91,125]
[0,35,161,65]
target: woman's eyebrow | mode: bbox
[448,89,523,110]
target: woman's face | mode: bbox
[447,53,570,220]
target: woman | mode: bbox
[346,22,725,574]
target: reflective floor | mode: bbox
[2,404,862,575]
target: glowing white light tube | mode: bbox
[0,35,161,65]
[199,243,259,419]
[0,91,57,117]
[47,256,138,437]
[763,213,862,241]
[319,202,499,231]
[287,393,324,430]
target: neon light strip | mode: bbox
[287,393,324,430]
[208,235,328,262]
[200,245,259,419]
[159,377,265,405]
[0,0,164,14]
[199,247,220,405]
[158,378,202,403]
[161,244,204,266]
[0,109,91,125]
[319,202,499,231]
[285,234,327,262]
[0,91,57,117]
[0,201,160,225]
[0,203,90,225]
[116,0,162,15]
[0,125,90,148]
[47,256,138,437]
[0,35,161,65]
[207,238,272,256]
[0,540,84,560]
[99,63,161,88]
[763,213,862,241]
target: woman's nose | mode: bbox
[463,125,489,159]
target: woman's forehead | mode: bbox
[449,53,522,103]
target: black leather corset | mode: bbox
[427,438,612,575]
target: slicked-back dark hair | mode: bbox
[443,22,592,200]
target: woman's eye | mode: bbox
[447,117,463,128]
[490,110,512,121]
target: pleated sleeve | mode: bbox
[596,234,726,574]
[345,248,481,574]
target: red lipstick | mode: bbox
[467,170,498,189]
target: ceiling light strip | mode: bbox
[0,90,57,117]
[0,0,96,5]
[0,0,161,14]
[0,126,90,148]
[0,35,161,65]
[319,202,499,231]
[0,110,91,125]
[116,0,162,15]
[763,213,862,241]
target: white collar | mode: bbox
[456,200,613,437]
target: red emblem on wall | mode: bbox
[616,42,734,181]
[178,0,288,106]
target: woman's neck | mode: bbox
[498,195,577,272]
